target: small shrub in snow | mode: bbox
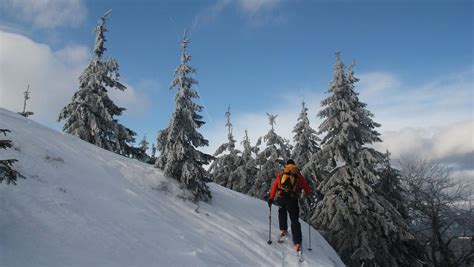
[45,155,64,163]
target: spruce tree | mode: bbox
[291,101,320,166]
[155,30,213,202]
[18,85,34,118]
[58,11,136,156]
[249,113,291,199]
[134,134,151,163]
[233,130,259,194]
[150,143,157,162]
[313,53,418,267]
[0,129,23,184]
[291,101,321,217]
[376,151,408,219]
[209,106,242,188]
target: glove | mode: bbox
[316,190,324,200]
[268,199,273,208]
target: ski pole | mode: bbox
[308,218,312,251]
[307,198,312,251]
[267,206,272,245]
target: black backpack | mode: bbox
[278,172,299,198]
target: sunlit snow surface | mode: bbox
[0,108,344,267]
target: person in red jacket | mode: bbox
[268,159,312,252]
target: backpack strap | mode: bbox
[289,172,299,193]
[277,172,284,192]
[279,172,293,187]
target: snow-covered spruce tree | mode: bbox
[296,101,327,189]
[58,11,136,157]
[291,101,320,167]
[155,30,213,202]
[134,134,152,163]
[232,130,259,194]
[150,143,157,163]
[291,101,321,216]
[0,129,23,184]
[313,53,418,267]
[209,106,242,188]
[249,113,291,199]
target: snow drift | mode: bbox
[0,108,344,267]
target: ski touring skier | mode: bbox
[267,159,312,254]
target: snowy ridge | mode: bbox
[0,108,344,267]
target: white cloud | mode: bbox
[375,121,474,182]
[357,68,473,131]
[373,120,474,164]
[358,72,400,96]
[373,127,434,159]
[0,31,150,127]
[237,0,284,15]
[193,0,285,28]
[0,31,88,124]
[54,45,89,66]
[192,0,231,28]
[432,121,474,159]
[0,0,87,29]
[108,83,150,116]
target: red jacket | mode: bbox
[269,164,313,201]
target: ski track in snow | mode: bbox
[0,108,344,267]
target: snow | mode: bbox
[0,108,344,267]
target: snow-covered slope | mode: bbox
[0,108,344,267]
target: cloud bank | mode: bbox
[374,120,474,169]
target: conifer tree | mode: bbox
[0,129,23,184]
[209,106,242,189]
[376,151,408,219]
[18,85,34,118]
[291,101,320,166]
[58,11,136,156]
[291,101,321,216]
[233,130,259,194]
[249,113,290,199]
[313,53,418,267]
[133,134,151,163]
[138,135,149,153]
[155,30,213,202]
[150,143,157,162]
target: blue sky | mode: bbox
[0,0,472,177]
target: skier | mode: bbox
[267,159,312,252]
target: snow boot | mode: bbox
[294,243,302,252]
[278,230,288,243]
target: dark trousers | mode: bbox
[278,197,302,244]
